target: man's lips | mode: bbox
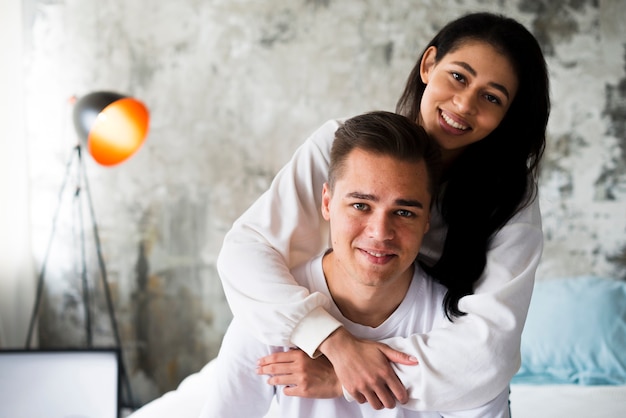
[359,248,396,264]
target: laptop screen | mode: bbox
[0,349,120,418]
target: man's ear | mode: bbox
[321,183,332,221]
[420,46,438,84]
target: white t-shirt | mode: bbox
[202,255,510,418]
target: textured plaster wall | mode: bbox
[22,0,626,406]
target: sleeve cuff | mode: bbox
[291,306,342,358]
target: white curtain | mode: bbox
[0,0,36,348]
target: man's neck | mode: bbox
[321,251,414,328]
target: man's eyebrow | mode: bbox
[346,192,424,209]
[452,61,511,100]
[396,199,424,209]
[346,192,377,201]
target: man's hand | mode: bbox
[318,327,418,410]
[257,349,342,398]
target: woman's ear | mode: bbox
[420,46,438,84]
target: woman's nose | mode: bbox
[453,90,477,115]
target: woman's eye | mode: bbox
[452,72,465,83]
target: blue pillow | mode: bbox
[513,276,626,385]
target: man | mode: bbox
[200,111,509,417]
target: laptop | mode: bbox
[0,348,121,418]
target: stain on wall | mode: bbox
[22,0,626,406]
[599,47,626,200]
[519,0,599,56]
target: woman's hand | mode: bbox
[318,327,418,410]
[257,349,342,398]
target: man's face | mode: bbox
[322,148,431,289]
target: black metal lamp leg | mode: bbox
[25,144,135,408]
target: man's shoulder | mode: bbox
[290,251,327,289]
[413,262,447,302]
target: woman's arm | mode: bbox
[217,119,343,354]
[257,197,542,411]
[380,198,543,410]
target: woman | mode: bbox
[217,12,550,411]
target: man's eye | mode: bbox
[485,93,502,105]
[396,209,414,218]
[352,203,368,211]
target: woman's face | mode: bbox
[418,40,519,162]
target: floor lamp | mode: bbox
[25,91,150,408]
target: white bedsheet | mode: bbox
[128,360,626,417]
[509,383,626,418]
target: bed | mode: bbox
[508,276,626,417]
[128,276,626,417]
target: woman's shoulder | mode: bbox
[305,118,344,147]
[507,189,542,227]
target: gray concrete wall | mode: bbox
[22,0,626,406]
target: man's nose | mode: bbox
[367,212,394,241]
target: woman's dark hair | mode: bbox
[396,12,550,319]
[330,111,442,200]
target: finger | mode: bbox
[376,386,398,409]
[267,374,296,387]
[385,377,409,404]
[256,365,272,376]
[378,344,419,366]
[257,351,295,366]
[257,362,295,376]
[361,390,384,410]
[282,385,303,397]
[257,353,277,366]
[350,391,367,404]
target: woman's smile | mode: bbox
[440,109,470,133]
[419,41,519,156]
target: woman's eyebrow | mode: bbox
[452,61,511,100]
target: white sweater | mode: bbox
[217,118,543,411]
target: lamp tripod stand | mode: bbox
[25,143,135,408]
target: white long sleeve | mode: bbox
[217,119,342,354]
[216,118,543,410]
[383,200,543,410]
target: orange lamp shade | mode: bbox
[73,91,150,166]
